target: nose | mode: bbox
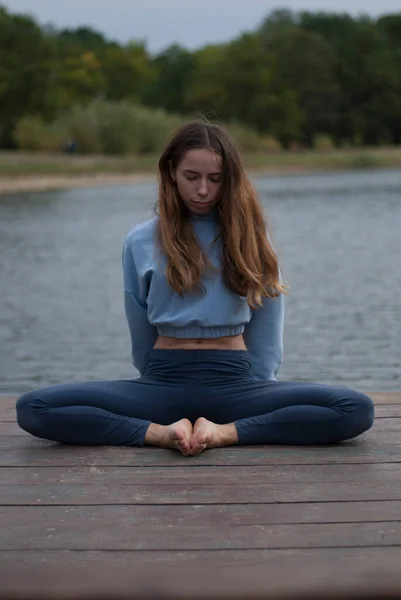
[197,178,208,198]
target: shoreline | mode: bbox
[0,164,397,195]
[0,166,322,195]
[0,172,156,195]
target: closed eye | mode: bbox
[184,171,222,183]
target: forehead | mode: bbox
[179,149,222,172]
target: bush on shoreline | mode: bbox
[13,101,268,155]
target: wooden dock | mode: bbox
[1,392,401,599]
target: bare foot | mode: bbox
[189,417,238,456]
[145,419,193,456]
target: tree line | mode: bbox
[1,4,401,150]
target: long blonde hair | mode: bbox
[155,120,287,308]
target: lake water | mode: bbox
[1,168,400,394]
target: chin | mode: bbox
[190,202,214,213]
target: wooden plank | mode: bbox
[0,440,400,467]
[372,418,401,431]
[0,398,16,420]
[1,463,401,485]
[375,406,401,417]
[2,519,401,550]
[2,417,401,436]
[2,480,401,505]
[1,423,37,435]
[369,392,401,403]
[2,502,401,529]
[1,433,400,466]
[1,548,401,600]
[1,546,400,568]
[1,423,38,435]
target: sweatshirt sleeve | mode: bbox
[243,292,284,381]
[122,235,158,376]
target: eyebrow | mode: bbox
[183,169,222,175]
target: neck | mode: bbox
[189,205,218,221]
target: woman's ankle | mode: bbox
[218,423,239,446]
[144,423,166,446]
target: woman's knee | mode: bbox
[16,391,48,436]
[347,389,375,437]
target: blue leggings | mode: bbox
[16,350,374,446]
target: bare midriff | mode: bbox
[154,333,247,351]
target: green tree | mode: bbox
[376,15,401,143]
[300,13,401,145]
[102,42,154,102]
[259,8,299,41]
[0,6,54,146]
[376,14,401,49]
[221,33,272,129]
[57,26,109,54]
[183,45,228,117]
[145,44,195,113]
[264,28,339,147]
[54,51,106,109]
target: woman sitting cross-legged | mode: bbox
[16,120,374,456]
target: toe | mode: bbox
[190,443,206,456]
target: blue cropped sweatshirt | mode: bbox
[122,210,284,380]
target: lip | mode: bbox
[191,200,212,207]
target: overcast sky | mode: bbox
[4,0,400,53]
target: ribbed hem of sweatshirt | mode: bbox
[156,324,245,338]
